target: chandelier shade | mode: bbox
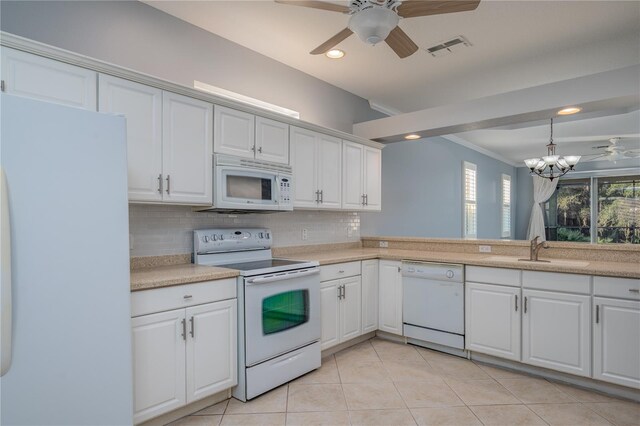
[524,119,580,181]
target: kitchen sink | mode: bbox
[485,255,590,268]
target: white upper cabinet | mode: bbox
[342,141,382,211]
[522,289,591,377]
[1,47,97,110]
[214,105,255,159]
[465,282,521,361]
[291,127,341,209]
[162,92,213,205]
[255,116,289,164]
[593,297,640,388]
[214,106,289,164]
[98,75,163,202]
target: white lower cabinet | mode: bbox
[131,280,237,424]
[593,297,640,388]
[378,260,402,335]
[320,276,362,349]
[361,259,379,334]
[465,282,521,361]
[522,289,591,377]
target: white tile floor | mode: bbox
[169,338,639,426]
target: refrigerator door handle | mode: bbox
[0,168,13,376]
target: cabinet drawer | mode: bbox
[466,266,520,287]
[522,271,590,294]
[131,279,237,317]
[594,276,640,300]
[320,261,361,282]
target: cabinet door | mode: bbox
[1,47,97,110]
[363,147,382,211]
[593,297,640,388]
[340,276,362,342]
[255,116,289,164]
[378,260,402,335]
[162,91,213,205]
[291,127,319,208]
[465,283,521,361]
[522,289,591,377]
[98,75,163,202]
[214,105,255,159]
[320,280,340,350]
[361,260,379,334]
[317,135,342,209]
[185,299,237,404]
[132,309,186,424]
[342,141,364,210]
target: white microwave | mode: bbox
[197,154,293,213]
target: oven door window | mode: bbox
[262,290,309,335]
[226,175,272,201]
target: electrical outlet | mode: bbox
[302,228,308,241]
[379,241,389,248]
[479,245,492,253]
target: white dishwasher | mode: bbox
[402,261,465,351]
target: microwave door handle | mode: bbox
[246,268,319,284]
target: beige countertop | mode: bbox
[130,264,239,291]
[130,247,639,291]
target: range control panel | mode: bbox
[194,228,272,254]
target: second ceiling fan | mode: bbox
[275,0,481,58]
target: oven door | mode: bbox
[244,268,320,366]
[215,166,280,210]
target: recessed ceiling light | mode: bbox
[557,107,582,115]
[404,134,421,140]
[325,49,345,59]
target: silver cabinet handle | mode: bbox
[596,305,600,324]
[337,285,342,300]
[190,316,195,338]
[181,318,186,341]
[342,284,346,299]
[338,270,345,274]
[315,190,320,203]
[364,194,368,205]
[397,266,401,273]
[0,80,5,92]
[515,294,518,312]
[320,190,324,204]
[361,194,366,206]
[629,289,639,293]
[165,175,170,194]
[157,174,163,194]
[524,297,528,314]
[251,145,256,152]
[183,294,192,299]
[258,146,263,153]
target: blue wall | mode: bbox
[361,137,517,239]
[514,157,640,239]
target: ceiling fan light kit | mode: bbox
[348,5,399,45]
[524,118,581,181]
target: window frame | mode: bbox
[501,174,512,238]
[462,161,478,239]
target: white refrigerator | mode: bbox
[0,94,134,425]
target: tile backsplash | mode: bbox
[129,204,360,257]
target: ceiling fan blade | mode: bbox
[310,28,353,54]
[385,26,419,58]
[274,0,350,13]
[397,0,481,18]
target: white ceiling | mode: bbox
[144,0,640,113]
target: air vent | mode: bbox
[426,36,471,57]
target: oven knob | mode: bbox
[259,232,264,239]
[219,234,224,241]
[266,232,270,239]
[211,234,217,241]
[202,236,209,243]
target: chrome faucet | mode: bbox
[529,236,549,261]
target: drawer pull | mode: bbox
[183,295,193,299]
[629,289,639,293]
[338,270,345,273]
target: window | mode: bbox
[545,174,639,244]
[463,161,477,238]
[501,174,511,238]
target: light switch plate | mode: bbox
[479,245,492,253]
[379,241,389,248]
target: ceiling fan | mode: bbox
[588,137,640,162]
[274,0,481,58]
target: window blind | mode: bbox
[463,162,477,238]
[502,174,511,237]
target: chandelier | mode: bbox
[524,118,581,181]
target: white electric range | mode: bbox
[193,228,321,401]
